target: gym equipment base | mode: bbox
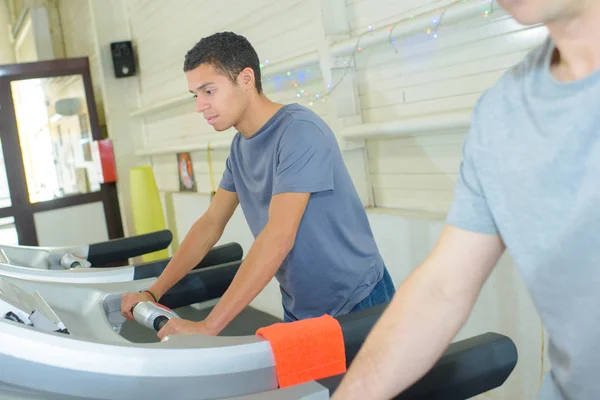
[0,270,517,399]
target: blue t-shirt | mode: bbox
[219,104,384,320]
[447,37,600,400]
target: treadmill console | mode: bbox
[0,278,70,334]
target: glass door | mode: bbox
[0,58,123,246]
[0,140,17,245]
[10,75,102,203]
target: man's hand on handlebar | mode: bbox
[157,319,218,340]
[121,292,155,321]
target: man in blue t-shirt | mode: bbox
[121,32,395,337]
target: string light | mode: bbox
[260,0,494,107]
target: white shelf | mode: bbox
[330,0,502,57]
[135,138,232,156]
[340,110,472,141]
[129,94,191,118]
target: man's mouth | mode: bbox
[205,116,218,125]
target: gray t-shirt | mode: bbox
[447,37,600,400]
[220,104,384,320]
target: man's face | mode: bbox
[186,64,249,132]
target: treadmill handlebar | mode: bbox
[132,301,180,332]
[154,316,169,331]
[323,303,518,399]
[87,230,174,267]
[129,296,517,399]
[132,243,244,281]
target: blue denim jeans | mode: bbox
[283,266,396,322]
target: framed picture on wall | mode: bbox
[177,152,196,192]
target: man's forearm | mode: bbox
[150,214,223,299]
[203,224,294,334]
[332,263,477,400]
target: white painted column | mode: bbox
[87,0,148,238]
[312,0,374,206]
[0,0,16,64]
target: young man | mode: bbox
[332,1,600,399]
[121,32,395,338]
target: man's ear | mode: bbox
[238,67,256,91]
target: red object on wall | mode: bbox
[98,139,117,183]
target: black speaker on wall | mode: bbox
[110,41,137,78]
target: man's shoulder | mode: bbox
[279,104,328,128]
[278,104,334,143]
[477,36,551,113]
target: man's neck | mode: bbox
[235,95,284,138]
[547,2,600,81]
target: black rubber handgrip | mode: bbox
[159,260,241,310]
[194,242,243,270]
[392,332,517,399]
[154,316,168,331]
[88,230,173,267]
[335,303,387,366]
[132,242,243,280]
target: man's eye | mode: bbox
[206,90,214,95]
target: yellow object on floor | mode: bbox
[129,165,169,262]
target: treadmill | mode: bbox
[0,263,518,400]
[0,229,243,284]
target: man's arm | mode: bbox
[196,192,309,334]
[331,225,505,400]
[148,188,239,299]
[121,188,238,320]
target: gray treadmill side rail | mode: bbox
[0,273,281,400]
[0,351,277,400]
[0,244,89,270]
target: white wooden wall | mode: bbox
[349,0,548,211]
[118,0,551,214]
[0,0,16,64]
[58,0,106,126]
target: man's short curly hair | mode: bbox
[183,32,262,93]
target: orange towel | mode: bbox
[256,315,346,388]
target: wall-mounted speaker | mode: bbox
[110,41,137,78]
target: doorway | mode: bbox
[0,57,123,246]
